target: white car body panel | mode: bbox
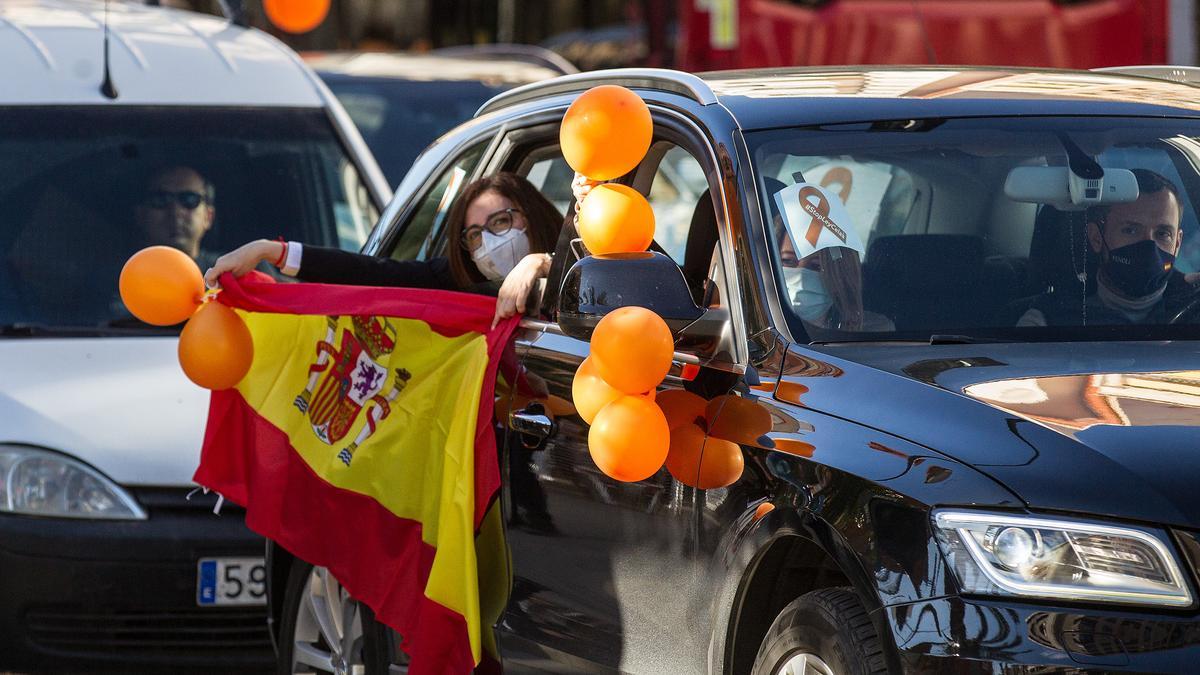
[0,0,323,107]
[0,0,387,491]
[0,338,207,486]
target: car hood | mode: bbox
[792,340,1200,528]
[0,337,208,486]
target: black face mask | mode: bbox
[1100,238,1175,298]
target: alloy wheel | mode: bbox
[775,652,836,675]
[289,566,367,675]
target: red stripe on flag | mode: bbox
[195,391,477,675]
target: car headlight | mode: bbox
[0,445,146,520]
[934,510,1192,607]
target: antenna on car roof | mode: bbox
[910,0,938,65]
[100,0,118,99]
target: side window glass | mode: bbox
[518,145,574,214]
[389,141,487,261]
[647,146,709,263]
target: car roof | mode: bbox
[307,51,564,87]
[480,66,1200,129]
[0,0,324,107]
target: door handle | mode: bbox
[510,404,555,445]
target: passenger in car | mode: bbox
[204,173,562,327]
[134,165,218,268]
[1018,169,1200,326]
[767,178,894,332]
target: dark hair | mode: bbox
[143,165,216,206]
[445,173,562,289]
[1086,168,1179,228]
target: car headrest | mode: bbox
[1029,205,1094,294]
[681,188,717,304]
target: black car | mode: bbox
[269,66,1200,673]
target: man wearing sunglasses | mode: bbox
[134,165,215,261]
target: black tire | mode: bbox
[751,587,889,675]
[276,558,406,674]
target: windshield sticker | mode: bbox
[804,161,893,240]
[773,182,866,259]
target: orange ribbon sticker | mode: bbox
[797,186,848,247]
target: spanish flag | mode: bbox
[193,273,517,674]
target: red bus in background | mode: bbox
[675,0,1196,72]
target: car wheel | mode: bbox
[751,588,888,675]
[277,558,409,675]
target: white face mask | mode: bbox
[782,265,833,323]
[471,228,530,281]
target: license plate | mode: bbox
[197,557,267,606]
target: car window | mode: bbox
[748,116,1200,342]
[389,141,488,262]
[519,147,575,215]
[322,75,508,189]
[0,106,375,331]
[648,145,709,263]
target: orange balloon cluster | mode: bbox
[562,86,679,483]
[562,86,657,257]
[264,0,330,34]
[574,307,675,482]
[119,247,253,390]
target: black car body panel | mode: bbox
[272,65,1200,673]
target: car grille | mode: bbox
[132,486,247,515]
[24,606,270,654]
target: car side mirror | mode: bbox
[557,252,732,357]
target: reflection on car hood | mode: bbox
[795,341,1200,528]
[0,338,208,486]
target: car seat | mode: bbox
[863,234,987,331]
[995,205,1095,325]
[681,188,718,306]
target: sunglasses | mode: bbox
[144,190,206,210]
[460,208,522,250]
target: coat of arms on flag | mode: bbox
[193,273,518,674]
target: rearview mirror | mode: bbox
[558,252,736,361]
[1005,166,1138,211]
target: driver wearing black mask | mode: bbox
[1019,169,1200,326]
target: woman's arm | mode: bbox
[203,239,452,290]
[492,252,552,329]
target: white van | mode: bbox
[0,1,388,670]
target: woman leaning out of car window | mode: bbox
[205,173,570,328]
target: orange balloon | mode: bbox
[577,184,655,255]
[264,0,329,33]
[588,395,669,482]
[560,85,653,181]
[178,302,254,390]
[656,389,707,431]
[590,306,673,395]
[706,394,773,446]
[573,357,654,424]
[665,422,744,489]
[119,246,203,326]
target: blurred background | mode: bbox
[162,0,1200,72]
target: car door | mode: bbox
[490,114,752,673]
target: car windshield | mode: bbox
[748,116,1200,343]
[320,75,509,188]
[0,107,378,334]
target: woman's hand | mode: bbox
[204,239,283,288]
[572,173,601,209]
[492,253,552,329]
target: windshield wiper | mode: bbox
[928,334,1012,345]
